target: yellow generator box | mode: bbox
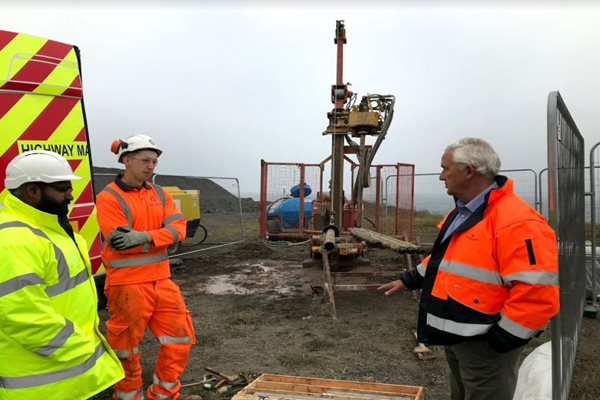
[163,186,201,221]
[233,373,424,400]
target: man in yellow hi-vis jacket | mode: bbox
[0,150,124,400]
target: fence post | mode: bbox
[589,143,600,310]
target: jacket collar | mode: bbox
[486,175,512,206]
[435,175,513,247]
[114,173,151,192]
[3,192,64,231]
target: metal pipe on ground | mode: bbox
[322,227,337,252]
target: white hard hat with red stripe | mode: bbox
[110,134,163,163]
[4,150,82,189]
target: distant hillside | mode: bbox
[92,167,259,213]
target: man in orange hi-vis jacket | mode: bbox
[379,138,559,400]
[96,134,196,400]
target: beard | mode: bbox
[37,191,70,216]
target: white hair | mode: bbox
[445,137,501,177]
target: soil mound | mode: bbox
[234,240,275,258]
[92,166,259,213]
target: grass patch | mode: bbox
[412,210,444,243]
[328,329,353,340]
[303,338,336,351]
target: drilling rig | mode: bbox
[323,20,396,232]
[305,21,423,317]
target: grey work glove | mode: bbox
[109,228,151,250]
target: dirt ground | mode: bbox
[90,218,600,400]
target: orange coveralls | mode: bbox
[97,176,196,400]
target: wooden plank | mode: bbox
[256,374,421,393]
[247,380,421,395]
[322,250,337,319]
[330,272,403,278]
[234,374,424,400]
[252,390,415,400]
[331,284,383,291]
[348,228,427,254]
[246,381,420,396]
[235,393,415,400]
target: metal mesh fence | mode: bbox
[93,172,246,254]
[589,152,600,305]
[261,163,322,204]
[413,170,538,215]
[362,164,415,240]
[258,162,322,239]
[411,169,539,244]
[502,169,538,210]
[542,164,600,301]
[539,166,598,220]
[547,91,586,400]
[413,173,453,215]
[259,159,415,240]
[151,174,245,249]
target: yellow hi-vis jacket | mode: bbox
[0,193,124,400]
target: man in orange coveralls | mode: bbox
[96,134,196,400]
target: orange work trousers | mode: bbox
[105,278,196,400]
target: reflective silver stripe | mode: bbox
[439,260,503,285]
[153,373,179,390]
[103,186,133,227]
[153,184,166,207]
[498,312,538,339]
[157,335,191,344]
[165,225,179,242]
[0,221,46,237]
[35,320,74,357]
[149,386,174,400]
[114,349,129,359]
[0,222,89,297]
[115,387,144,400]
[416,263,426,277]
[46,267,89,297]
[0,342,105,389]
[114,346,140,359]
[426,313,493,337]
[45,241,88,298]
[0,273,44,297]
[110,253,168,268]
[164,213,184,225]
[503,271,558,286]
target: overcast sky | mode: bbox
[3,1,600,197]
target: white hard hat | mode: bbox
[110,134,163,163]
[4,150,82,190]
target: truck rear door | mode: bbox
[0,30,104,275]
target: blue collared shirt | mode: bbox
[441,181,499,242]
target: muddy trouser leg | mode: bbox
[146,278,196,400]
[444,339,525,400]
[106,283,156,400]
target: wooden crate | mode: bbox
[232,373,424,400]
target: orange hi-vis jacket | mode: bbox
[96,177,186,286]
[401,176,559,353]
